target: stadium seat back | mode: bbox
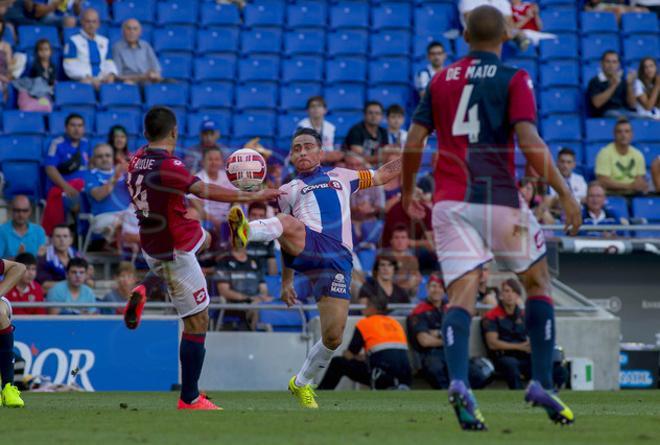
[282,56,324,83]
[236,83,278,110]
[187,110,232,137]
[327,30,368,56]
[196,28,239,55]
[541,9,578,33]
[506,59,538,83]
[193,55,237,82]
[621,13,658,35]
[241,28,283,55]
[190,82,234,110]
[277,113,306,138]
[331,111,362,138]
[623,35,659,64]
[284,30,325,56]
[330,2,369,29]
[360,219,384,246]
[370,31,411,58]
[238,56,280,82]
[55,82,96,107]
[244,0,285,27]
[280,83,322,110]
[287,2,327,28]
[157,1,198,26]
[160,54,193,81]
[372,3,412,30]
[580,11,617,34]
[152,27,195,53]
[325,84,365,111]
[357,248,377,274]
[369,58,410,85]
[367,85,409,110]
[584,143,604,170]
[413,35,452,60]
[540,61,580,88]
[144,83,188,108]
[48,110,96,135]
[632,198,660,222]
[540,35,579,60]
[605,196,630,219]
[539,88,580,116]
[326,57,367,84]
[0,161,42,201]
[258,305,303,332]
[17,25,60,51]
[200,2,241,27]
[81,0,109,22]
[113,0,155,24]
[637,143,660,168]
[541,114,582,142]
[96,110,141,136]
[232,112,276,138]
[581,34,621,61]
[630,119,660,143]
[2,111,46,134]
[585,118,617,143]
[0,135,43,162]
[414,4,456,36]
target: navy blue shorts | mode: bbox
[282,229,353,301]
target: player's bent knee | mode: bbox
[322,331,343,350]
[278,214,304,236]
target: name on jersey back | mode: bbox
[446,64,498,81]
[133,158,156,171]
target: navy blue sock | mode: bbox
[442,307,472,385]
[180,333,206,404]
[0,325,15,387]
[525,296,555,390]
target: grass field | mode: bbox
[3,390,659,445]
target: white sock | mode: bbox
[295,340,336,387]
[248,217,283,242]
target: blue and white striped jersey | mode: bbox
[278,166,375,252]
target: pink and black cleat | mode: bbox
[177,394,223,411]
[123,284,147,330]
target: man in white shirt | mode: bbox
[63,8,117,89]
[297,96,342,163]
[546,147,588,203]
[415,41,447,98]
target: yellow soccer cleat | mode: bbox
[228,206,249,249]
[288,376,318,409]
[1,383,25,408]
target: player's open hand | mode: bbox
[402,193,426,220]
[559,193,582,236]
[281,284,297,307]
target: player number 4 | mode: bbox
[127,173,150,218]
[452,84,480,143]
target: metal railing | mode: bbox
[541,224,660,232]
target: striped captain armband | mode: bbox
[358,170,373,189]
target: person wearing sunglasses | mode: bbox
[0,195,47,258]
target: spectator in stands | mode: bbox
[46,257,97,315]
[385,105,407,149]
[407,273,449,389]
[84,143,131,245]
[595,117,648,194]
[297,96,341,163]
[581,182,627,238]
[0,195,47,258]
[29,39,55,86]
[108,125,130,165]
[545,148,588,219]
[4,252,47,315]
[653,158,660,192]
[511,0,542,32]
[357,255,410,305]
[24,0,82,27]
[318,292,412,390]
[98,261,136,314]
[477,263,499,307]
[584,0,648,21]
[588,51,634,118]
[37,224,92,291]
[381,228,421,299]
[459,0,530,51]
[183,120,226,173]
[63,8,117,88]
[113,18,162,85]
[0,17,14,101]
[18,39,55,112]
[626,57,660,120]
[42,113,91,235]
[347,152,385,244]
[245,202,277,276]
[0,7,16,42]
[344,101,389,165]
[415,41,447,98]
[519,177,555,224]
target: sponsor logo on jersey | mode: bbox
[301,180,343,195]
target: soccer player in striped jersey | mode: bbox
[228,128,402,408]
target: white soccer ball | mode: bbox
[225,148,267,191]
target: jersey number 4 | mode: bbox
[127,173,150,218]
[452,84,480,143]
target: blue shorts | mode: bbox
[282,229,353,301]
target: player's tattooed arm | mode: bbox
[372,156,402,186]
[190,181,283,203]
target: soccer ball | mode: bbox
[225,148,267,191]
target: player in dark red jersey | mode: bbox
[124,107,281,410]
[401,6,581,431]
[0,258,27,407]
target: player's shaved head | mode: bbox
[466,5,506,46]
[144,106,177,141]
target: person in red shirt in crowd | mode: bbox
[511,0,542,32]
[4,253,46,316]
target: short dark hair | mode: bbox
[557,147,576,159]
[386,104,405,117]
[67,257,89,272]
[372,255,398,279]
[427,41,445,53]
[466,5,506,45]
[615,116,631,129]
[248,202,268,215]
[144,106,177,141]
[364,101,384,114]
[15,252,37,266]
[202,146,221,159]
[366,291,389,315]
[292,127,322,148]
[65,113,84,126]
[306,96,326,109]
[601,50,619,62]
[391,224,409,237]
[52,224,71,234]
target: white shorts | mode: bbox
[0,296,12,320]
[432,200,547,287]
[143,233,210,319]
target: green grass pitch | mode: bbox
[3,390,659,445]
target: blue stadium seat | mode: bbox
[631,119,660,143]
[277,114,305,138]
[284,31,325,56]
[0,161,42,200]
[541,114,581,142]
[113,1,155,25]
[99,83,141,109]
[236,83,278,110]
[454,37,470,57]
[0,136,43,162]
[258,303,303,332]
[196,28,239,55]
[413,35,452,60]
[282,56,324,83]
[232,112,276,138]
[414,4,456,36]
[2,111,45,134]
[621,13,659,35]
[632,198,660,222]
[280,83,322,110]
[160,54,192,81]
[287,2,327,28]
[357,248,376,273]
[581,34,620,61]
[539,88,580,116]
[580,12,617,35]
[584,142,604,170]
[325,84,365,111]
[367,85,409,109]
[241,28,283,55]
[264,275,281,299]
[200,2,241,28]
[581,62,600,88]
[623,35,659,63]
[326,57,367,84]
[17,25,60,50]
[330,2,369,29]
[187,111,232,137]
[153,27,195,53]
[605,196,629,219]
[540,61,579,88]
[189,82,234,110]
[541,9,578,33]
[327,30,368,56]
[244,0,285,27]
[369,58,410,85]
[539,35,579,60]
[538,0,575,6]
[238,56,280,83]
[585,118,617,143]
[507,59,538,83]
[194,55,236,82]
[81,0,109,22]
[370,31,411,58]
[144,83,188,109]
[55,82,96,108]
[96,110,140,136]
[359,219,384,246]
[157,1,198,26]
[331,111,362,138]
[48,110,95,135]
[638,143,660,167]
[372,3,411,30]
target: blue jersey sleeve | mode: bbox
[45,139,62,167]
[84,171,102,195]
[412,84,434,130]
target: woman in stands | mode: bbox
[627,57,660,120]
[108,125,131,164]
[0,18,14,102]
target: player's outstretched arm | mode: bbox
[372,156,402,187]
[189,181,283,204]
[0,259,26,296]
[401,123,430,219]
[515,122,582,236]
